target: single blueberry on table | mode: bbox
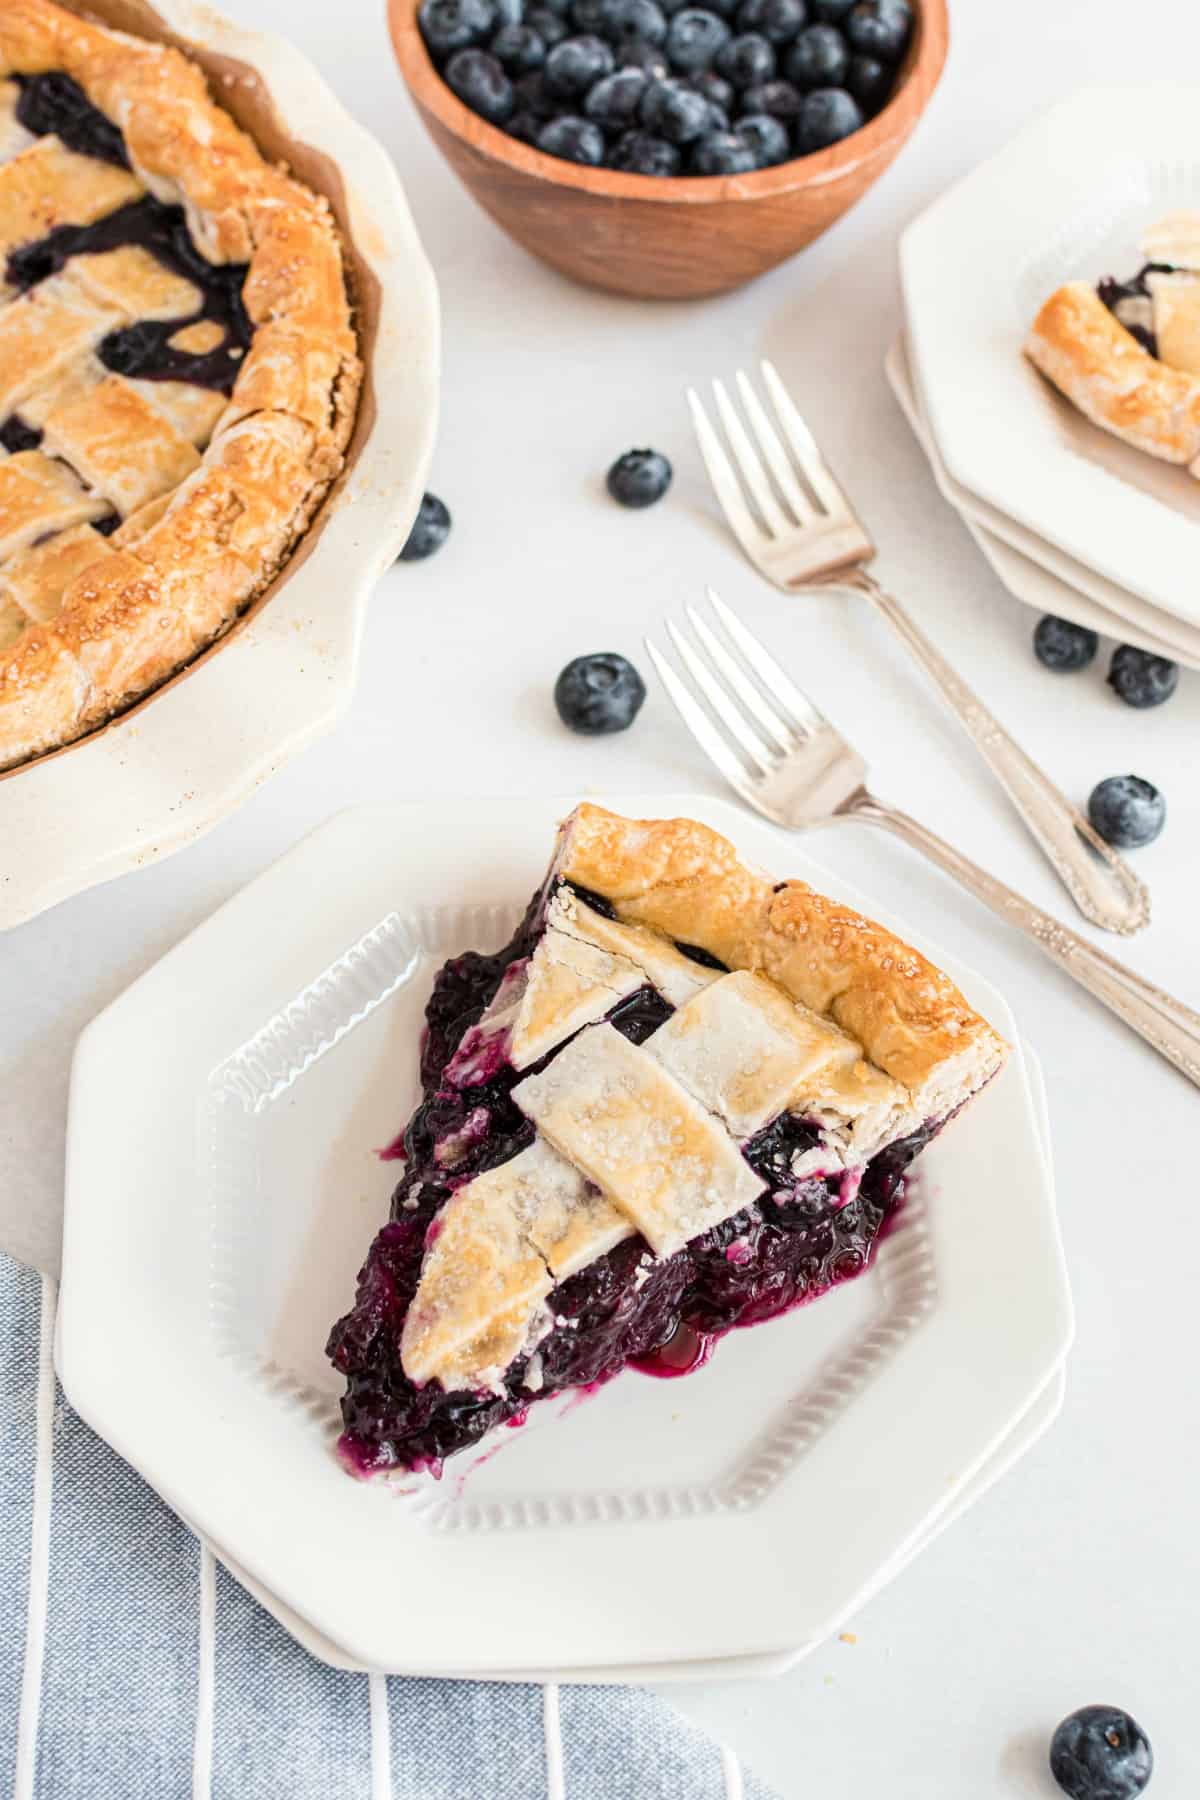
[1107,643,1180,709]
[786,21,848,86]
[1087,776,1165,850]
[608,127,681,172]
[399,493,452,562]
[537,113,607,159]
[1033,614,1099,673]
[585,66,650,126]
[846,49,890,106]
[688,67,735,108]
[735,109,789,163]
[445,47,515,119]
[555,653,648,734]
[419,0,497,57]
[736,0,807,44]
[607,446,673,507]
[740,75,803,117]
[544,31,616,91]
[491,21,548,69]
[639,75,712,141]
[526,5,569,40]
[795,83,862,149]
[1049,1705,1153,1800]
[845,0,911,59]
[690,126,758,171]
[714,31,776,85]
[665,8,733,71]
[617,33,670,72]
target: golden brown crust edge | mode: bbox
[555,803,1009,1106]
[1024,281,1200,466]
[0,0,362,770]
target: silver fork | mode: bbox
[645,591,1200,1089]
[687,361,1149,938]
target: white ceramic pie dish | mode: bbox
[58,794,1073,1678]
[0,0,439,932]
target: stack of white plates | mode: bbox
[895,85,1200,671]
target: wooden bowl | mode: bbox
[388,0,947,299]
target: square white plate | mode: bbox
[901,86,1200,627]
[58,797,1073,1676]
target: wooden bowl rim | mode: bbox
[388,0,947,207]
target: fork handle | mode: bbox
[845,570,1150,938]
[849,792,1200,1088]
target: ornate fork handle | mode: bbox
[843,569,1150,938]
[848,792,1200,1088]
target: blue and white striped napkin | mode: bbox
[1,1257,780,1798]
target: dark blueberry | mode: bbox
[537,0,573,12]
[690,127,757,172]
[785,21,848,85]
[736,110,790,164]
[811,0,853,14]
[445,47,515,119]
[1107,644,1180,709]
[537,113,607,159]
[527,4,570,39]
[399,492,452,562]
[586,66,650,126]
[795,83,862,149]
[608,127,681,172]
[611,0,670,40]
[845,0,911,59]
[616,33,670,71]
[689,67,735,108]
[555,653,648,733]
[740,75,803,117]
[702,98,731,128]
[1087,776,1165,850]
[506,108,542,140]
[846,50,891,106]
[736,0,807,43]
[492,0,524,23]
[544,31,615,91]
[491,21,548,68]
[571,0,623,32]
[665,8,732,71]
[419,0,497,55]
[714,31,776,84]
[1049,1706,1153,1800]
[639,76,712,141]
[513,67,560,112]
[607,446,673,506]
[1033,614,1099,672]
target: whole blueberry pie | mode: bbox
[1025,211,1200,470]
[0,0,361,771]
[328,804,1009,1478]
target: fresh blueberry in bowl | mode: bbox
[526,5,570,40]
[688,67,735,108]
[555,653,648,734]
[846,50,890,106]
[491,21,549,69]
[585,66,650,126]
[544,32,615,93]
[1087,776,1165,850]
[785,21,849,86]
[1033,614,1099,673]
[735,111,790,164]
[399,492,452,562]
[538,113,606,159]
[571,0,623,32]
[611,0,671,40]
[714,29,776,83]
[445,47,516,118]
[665,8,733,71]
[691,127,758,172]
[617,33,670,71]
[811,0,854,16]
[1049,1705,1153,1800]
[740,75,803,117]
[493,0,525,24]
[607,446,673,506]
[513,67,560,112]
[735,0,808,45]
[608,127,681,172]
[419,0,497,57]
[845,0,911,59]
[1107,644,1179,709]
[794,83,862,148]
[639,75,712,141]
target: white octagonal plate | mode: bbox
[58,796,1073,1677]
[900,86,1200,628]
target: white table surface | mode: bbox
[5,0,1200,1791]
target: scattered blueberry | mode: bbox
[1107,644,1180,709]
[607,446,673,506]
[714,29,775,82]
[419,0,496,56]
[585,65,649,125]
[735,0,807,43]
[555,652,648,734]
[1049,1706,1153,1800]
[445,47,515,119]
[491,21,549,69]
[1033,614,1099,673]
[735,110,790,164]
[537,112,606,159]
[665,8,732,71]
[399,492,452,562]
[544,31,615,91]
[786,21,848,85]
[845,0,910,59]
[526,5,570,40]
[616,33,670,71]
[688,67,735,107]
[639,75,712,140]
[846,49,889,105]
[1087,776,1165,850]
[740,75,803,117]
[691,126,757,171]
[609,126,681,172]
[795,83,862,148]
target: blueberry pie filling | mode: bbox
[328,805,1008,1477]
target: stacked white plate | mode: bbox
[895,85,1200,670]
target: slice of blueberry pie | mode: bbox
[328,804,1008,1477]
[1025,210,1200,470]
[0,0,361,771]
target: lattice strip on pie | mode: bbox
[0,273,120,418]
[40,372,200,514]
[129,376,225,446]
[0,447,107,557]
[67,243,201,321]
[0,81,35,165]
[0,134,141,262]
[0,519,113,622]
[0,590,26,649]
